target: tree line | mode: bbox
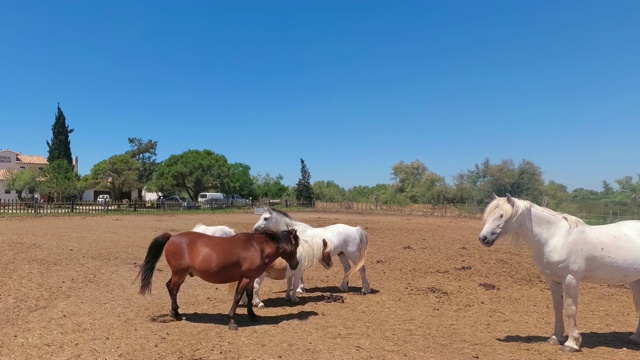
[8,106,640,218]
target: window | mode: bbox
[4,189,9,194]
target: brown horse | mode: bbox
[137,229,300,330]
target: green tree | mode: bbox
[313,180,347,202]
[46,104,74,165]
[391,160,446,204]
[39,159,79,201]
[295,158,314,205]
[228,163,256,199]
[453,158,544,206]
[252,173,288,199]
[126,138,158,200]
[151,149,231,201]
[87,154,141,200]
[7,168,40,201]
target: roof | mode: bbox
[16,154,48,165]
[0,169,17,181]
[0,150,49,165]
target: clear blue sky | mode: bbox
[2,1,639,191]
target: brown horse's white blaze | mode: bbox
[137,229,299,330]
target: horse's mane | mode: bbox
[268,207,294,220]
[484,197,584,229]
[260,228,298,253]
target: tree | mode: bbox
[7,168,40,201]
[295,158,314,205]
[391,160,446,204]
[252,173,288,199]
[126,138,158,200]
[151,149,231,200]
[313,180,347,202]
[46,104,74,165]
[39,159,79,201]
[453,158,545,206]
[228,163,256,199]
[87,154,141,200]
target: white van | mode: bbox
[198,192,224,203]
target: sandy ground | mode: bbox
[1,210,639,360]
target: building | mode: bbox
[0,149,78,201]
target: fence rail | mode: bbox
[2,198,639,225]
[0,199,253,214]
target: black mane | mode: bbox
[260,228,298,252]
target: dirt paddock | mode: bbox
[2,210,639,359]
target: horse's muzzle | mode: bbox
[479,235,495,247]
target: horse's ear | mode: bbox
[506,193,515,205]
[492,193,498,199]
[322,238,328,249]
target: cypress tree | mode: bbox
[295,158,315,206]
[46,103,74,165]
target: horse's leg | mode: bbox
[252,273,266,309]
[345,251,370,294]
[297,275,306,294]
[228,278,251,330]
[166,273,187,320]
[289,271,301,303]
[560,275,581,352]
[628,279,640,344]
[245,279,260,322]
[337,252,351,292]
[544,277,566,346]
[358,265,371,295]
[285,275,293,300]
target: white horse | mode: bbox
[479,194,640,352]
[191,224,236,237]
[251,237,333,308]
[253,207,371,295]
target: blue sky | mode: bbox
[2,1,639,191]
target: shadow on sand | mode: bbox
[303,285,380,295]
[498,332,640,350]
[150,310,319,328]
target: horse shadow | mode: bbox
[498,332,640,350]
[303,285,380,295]
[151,310,319,328]
[259,295,328,308]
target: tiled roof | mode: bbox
[16,154,48,165]
[0,169,17,181]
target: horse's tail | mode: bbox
[343,227,369,283]
[137,232,172,296]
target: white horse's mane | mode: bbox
[266,207,324,269]
[483,196,584,229]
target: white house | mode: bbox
[0,149,78,201]
[0,149,49,201]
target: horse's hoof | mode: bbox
[546,337,560,346]
[296,289,305,295]
[228,323,239,331]
[257,302,265,309]
[560,345,580,352]
[361,288,370,295]
[338,285,349,292]
[170,311,183,321]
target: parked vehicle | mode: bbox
[162,195,198,210]
[97,194,111,203]
[226,194,249,205]
[198,192,224,203]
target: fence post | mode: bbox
[133,199,138,212]
[71,198,75,213]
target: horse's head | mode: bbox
[320,238,333,270]
[280,228,300,271]
[253,207,274,232]
[478,193,519,247]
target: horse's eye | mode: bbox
[499,214,504,219]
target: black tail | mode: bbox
[137,233,172,296]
